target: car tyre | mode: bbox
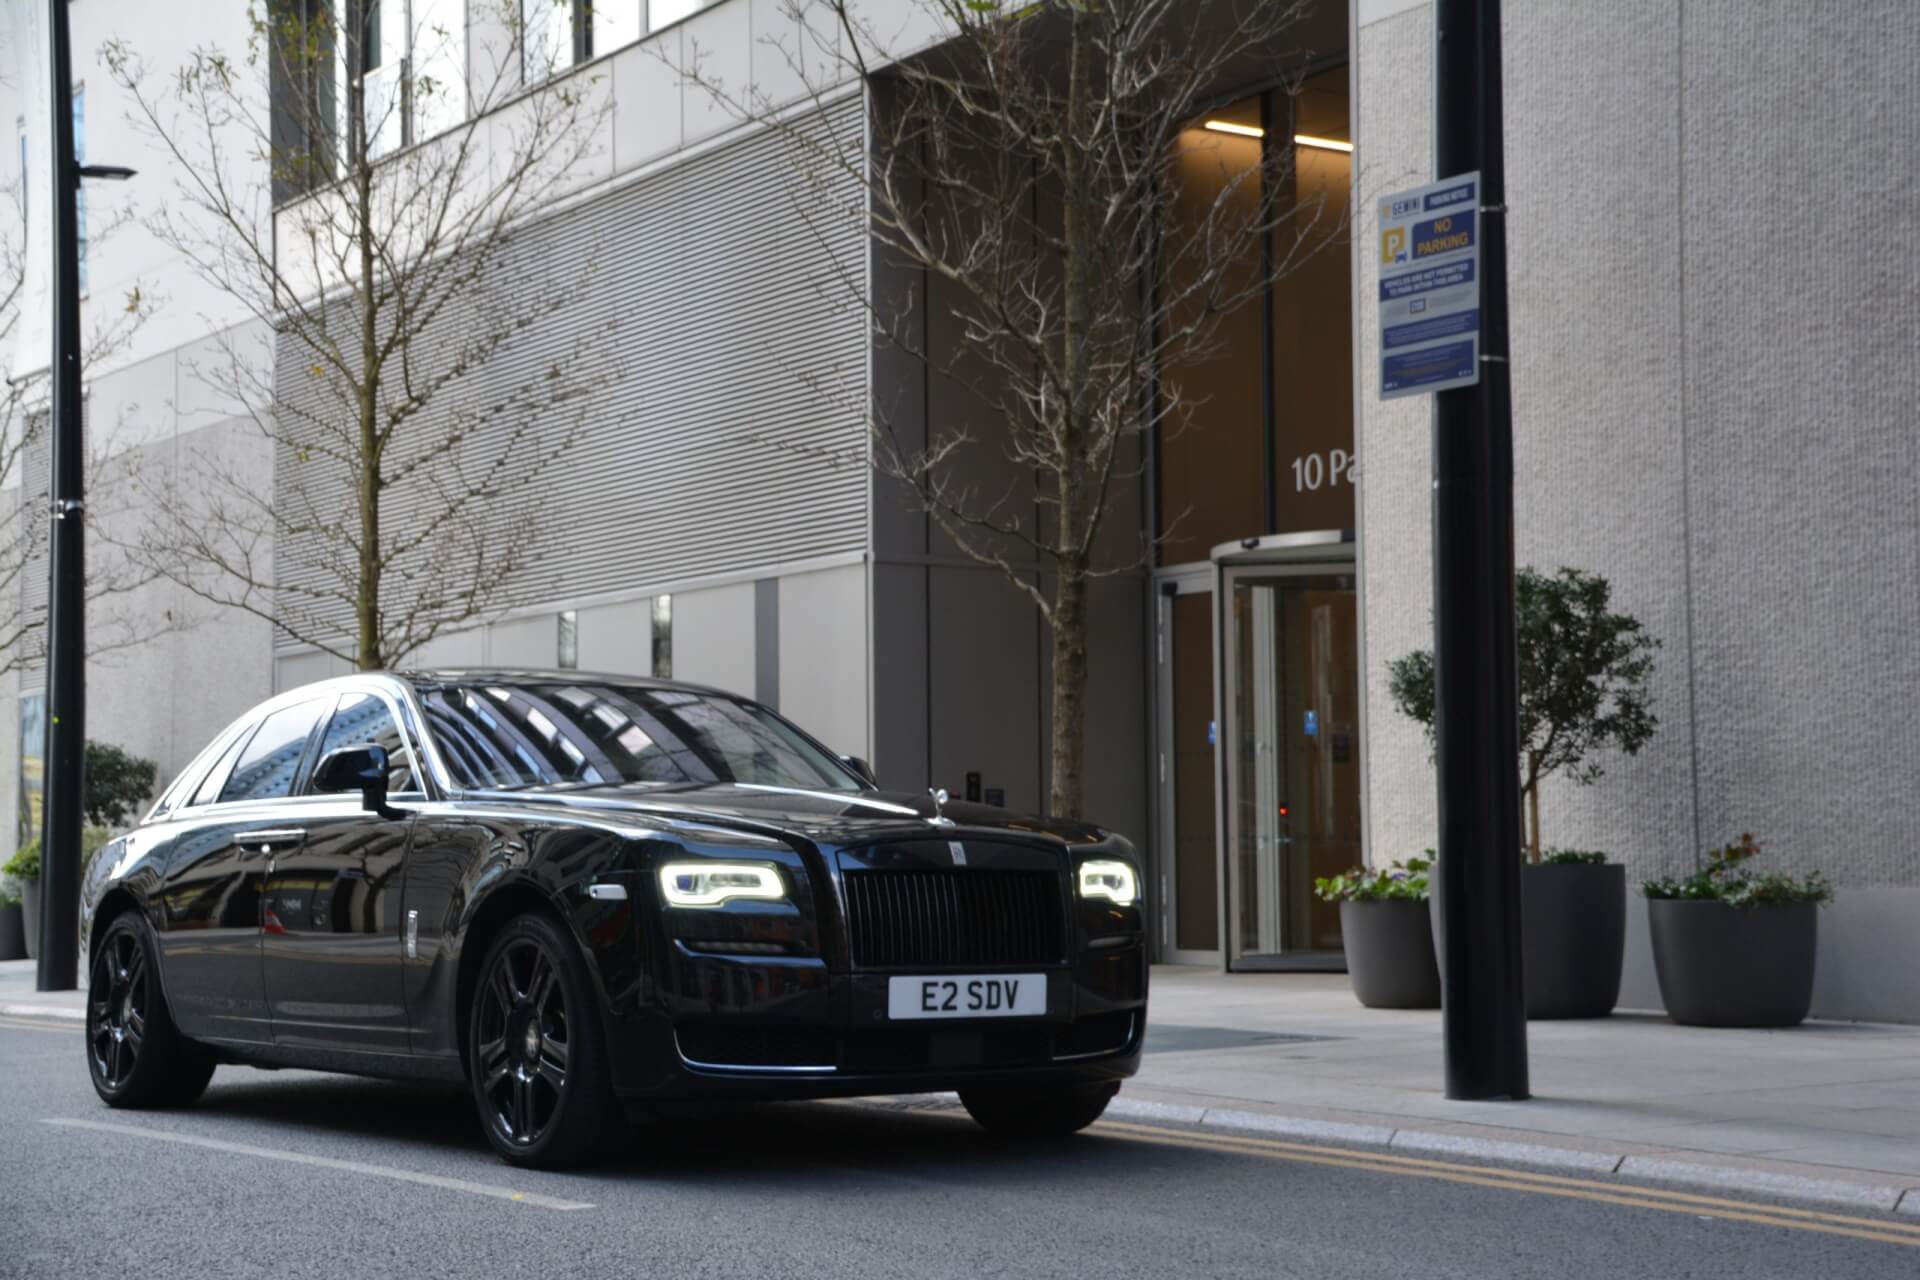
[958,1081,1119,1138]
[86,910,216,1109]
[468,911,615,1169]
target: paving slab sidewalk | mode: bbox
[10,957,1920,1212]
[1128,965,1920,1214]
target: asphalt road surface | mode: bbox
[2,1017,1915,1279]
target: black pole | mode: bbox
[37,0,86,993]
[1431,0,1527,1098]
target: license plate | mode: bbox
[887,974,1047,1020]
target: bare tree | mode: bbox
[674,0,1337,816]
[102,0,615,670]
[0,170,162,676]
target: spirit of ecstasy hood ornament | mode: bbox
[927,787,955,827]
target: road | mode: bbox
[1,1017,1914,1279]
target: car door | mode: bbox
[154,697,330,1045]
[259,690,421,1055]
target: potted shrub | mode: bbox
[1315,858,1439,1009]
[3,840,40,960]
[1643,834,1831,1027]
[0,876,24,961]
[1388,567,1658,1018]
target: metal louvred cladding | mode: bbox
[271,99,867,649]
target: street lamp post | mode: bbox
[1430,0,1529,1098]
[35,0,133,993]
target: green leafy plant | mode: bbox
[3,839,40,883]
[0,878,19,908]
[1315,855,1432,903]
[1541,848,1609,866]
[84,741,159,829]
[1389,566,1660,864]
[1642,833,1832,907]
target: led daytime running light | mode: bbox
[658,861,786,908]
[1078,859,1139,906]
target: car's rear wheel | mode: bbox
[958,1080,1119,1138]
[468,912,614,1169]
[86,911,215,1109]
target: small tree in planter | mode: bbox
[1643,834,1832,1027]
[0,874,24,961]
[3,840,40,960]
[1314,857,1439,1010]
[1388,567,1660,863]
[1388,567,1660,1017]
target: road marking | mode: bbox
[0,1016,76,1034]
[1093,1120,1920,1248]
[42,1118,594,1211]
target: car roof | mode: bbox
[394,668,737,697]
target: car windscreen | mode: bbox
[418,683,861,793]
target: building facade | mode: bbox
[3,0,1915,1021]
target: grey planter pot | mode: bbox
[0,901,23,961]
[20,879,39,960]
[1340,899,1441,1009]
[1647,899,1818,1028]
[1523,863,1625,1019]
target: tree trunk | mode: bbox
[1046,5,1096,820]
[1049,562,1090,819]
[350,15,382,673]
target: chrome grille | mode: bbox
[842,869,1066,969]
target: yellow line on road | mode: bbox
[1093,1120,1920,1249]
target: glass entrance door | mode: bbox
[1224,568,1360,968]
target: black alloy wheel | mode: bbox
[86,911,215,1108]
[469,912,614,1168]
[958,1080,1119,1138]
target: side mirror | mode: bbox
[841,755,878,789]
[313,743,394,816]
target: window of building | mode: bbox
[1155,66,1353,564]
[557,610,579,669]
[219,698,328,804]
[648,0,714,30]
[523,0,643,80]
[651,594,672,679]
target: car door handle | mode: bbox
[236,828,306,851]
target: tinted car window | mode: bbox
[189,728,256,808]
[219,698,327,804]
[310,692,421,794]
[420,683,859,793]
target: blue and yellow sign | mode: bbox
[1377,173,1482,399]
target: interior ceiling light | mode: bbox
[1294,134,1354,153]
[1202,119,1264,138]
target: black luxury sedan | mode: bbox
[79,672,1147,1166]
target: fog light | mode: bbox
[658,862,787,908]
[1078,859,1139,906]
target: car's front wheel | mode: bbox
[468,911,615,1169]
[959,1080,1119,1138]
[86,910,215,1109]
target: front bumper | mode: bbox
[608,942,1148,1101]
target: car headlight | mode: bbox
[658,861,788,908]
[1078,859,1139,906]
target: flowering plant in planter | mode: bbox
[1642,833,1832,907]
[1314,855,1431,903]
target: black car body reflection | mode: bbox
[80,672,1148,1166]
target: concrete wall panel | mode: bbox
[777,563,868,758]
[672,581,755,694]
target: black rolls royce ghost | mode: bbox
[79,671,1148,1167]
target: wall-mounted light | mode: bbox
[1293,134,1355,154]
[1202,119,1265,139]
